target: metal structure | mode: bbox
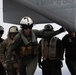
[3,0,76,31]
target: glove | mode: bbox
[6,60,12,71]
[57,60,63,68]
[60,60,63,68]
[38,62,42,69]
[7,62,13,75]
[7,71,13,75]
[59,27,66,32]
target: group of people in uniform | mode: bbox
[0,16,75,75]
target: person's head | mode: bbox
[0,26,4,38]
[8,26,19,39]
[44,24,53,31]
[67,30,75,37]
[20,16,33,35]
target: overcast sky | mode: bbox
[0,0,71,75]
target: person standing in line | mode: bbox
[0,26,19,75]
[38,24,64,75]
[6,16,65,75]
[62,31,76,75]
[0,25,6,75]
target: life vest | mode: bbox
[41,37,58,60]
[18,30,38,57]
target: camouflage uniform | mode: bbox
[0,37,17,75]
[0,26,19,75]
[0,26,6,75]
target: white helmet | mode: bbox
[9,26,18,33]
[20,16,33,26]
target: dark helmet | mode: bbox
[0,26,4,34]
[20,16,33,29]
[44,24,53,31]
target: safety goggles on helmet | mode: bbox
[10,32,18,37]
[10,32,18,35]
[21,24,33,29]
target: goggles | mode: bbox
[10,32,18,35]
[21,24,33,29]
[22,25,33,29]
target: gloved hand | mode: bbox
[6,60,12,72]
[60,60,63,68]
[59,27,66,32]
[7,71,13,75]
[38,62,42,69]
[57,60,63,68]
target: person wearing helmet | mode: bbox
[43,24,53,31]
[0,26,6,75]
[38,24,64,75]
[0,26,19,75]
[62,31,76,75]
[8,26,19,39]
[6,16,65,75]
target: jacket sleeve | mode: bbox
[0,39,7,63]
[33,27,65,38]
[57,38,64,60]
[62,35,68,49]
[6,33,20,61]
[6,41,17,62]
[38,40,42,64]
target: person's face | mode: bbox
[23,28,31,35]
[10,32,18,39]
[69,32,75,37]
[22,25,32,35]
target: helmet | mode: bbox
[8,26,18,39]
[9,26,18,33]
[0,26,4,34]
[20,16,33,26]
[20,16,33,29]
[44,24,53,31]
